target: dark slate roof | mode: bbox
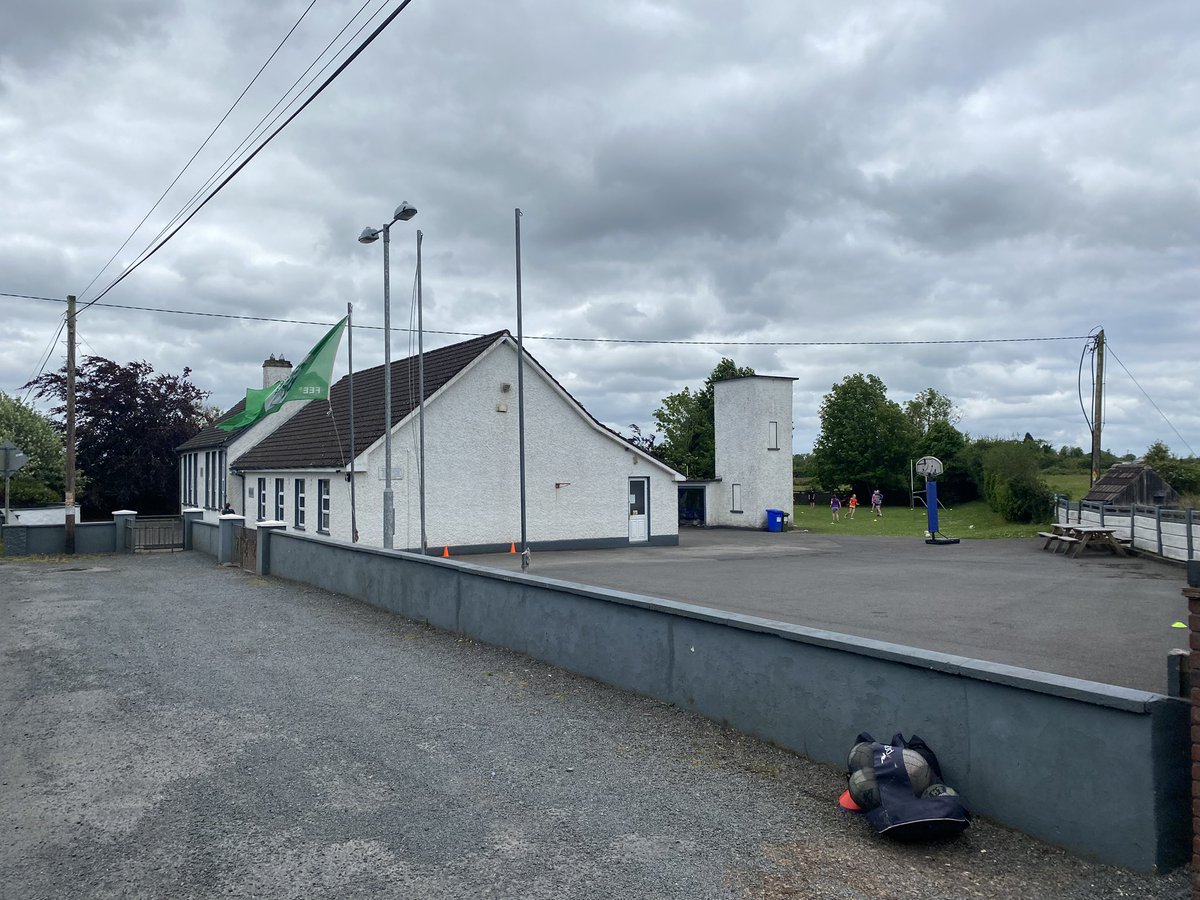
[231,331,506,471]
[176,399,249,452]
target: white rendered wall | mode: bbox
[351,341,680,551]
[710,376,795,529]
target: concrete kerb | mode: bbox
[252,527,1189,873]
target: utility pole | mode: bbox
[1090,329,1105,486]
[65,294,77,553]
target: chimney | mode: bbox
[262,355,293,389]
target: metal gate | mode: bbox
[235,525,257,571]
[128,515,184,552]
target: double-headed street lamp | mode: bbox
[358,202,417,550]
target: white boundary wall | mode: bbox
[1055,497,1197,562]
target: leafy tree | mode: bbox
[652,358,755,478]
[811,373,917,496]
[1143,441,1200,496]
[904,388,958,435]
[963,437,1053,522]
[0,392,65,506]
[25,357,210,516]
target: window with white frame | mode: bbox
[256,477,266,521]
[274,478,285,520]
[182,453,195,507]
[317,479,330,533]
[768,421,779,450]
[294,479,306,529]
[731,483,742,513]
[217,449,226,510]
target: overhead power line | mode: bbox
[79,0,419,313]
[75,0,320,304]
[1107,344,1196,456]
[3,292,1091,346]
[107,0,387,301]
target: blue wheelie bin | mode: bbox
[766,509,784,532]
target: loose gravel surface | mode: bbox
[1,552,1190,899]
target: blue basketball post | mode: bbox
[923,475,959,545]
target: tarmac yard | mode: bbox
[471,528,1190,694]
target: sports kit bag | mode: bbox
[849,732,970,841]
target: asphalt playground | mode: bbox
[470,525,1191,695]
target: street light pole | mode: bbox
[358,202,417,550]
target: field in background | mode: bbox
[790,473,1090,539]
[791,500,1042,539]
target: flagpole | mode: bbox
[347,301,358,542]
[417,229,427,557]
[515,208,528,571]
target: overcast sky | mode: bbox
[2,0,1197,458]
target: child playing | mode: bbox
[830,495,841,522]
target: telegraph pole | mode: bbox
[65,294,77,553]
[1090,329,1105,486]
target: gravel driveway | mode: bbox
[1,552,1189,899]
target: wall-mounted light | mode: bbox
[555,482,572,489]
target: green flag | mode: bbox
[217,317,347,432]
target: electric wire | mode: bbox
[75,0,320,304]
[20,317,66,403]
[109,0,383,292]
[3,295,1094,345]
[78,0,418,313]
[1107,345,1196,456]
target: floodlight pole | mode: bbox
[359,203,417,549]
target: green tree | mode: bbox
[653,358,755,478]
[904,388,958,435]
[0,392,65,506]
[25,357,210,516]
[811,373,917,495]
[966,438,1053,522]
[1143,441,1200,496]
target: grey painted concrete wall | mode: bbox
[192,521,219,557]
[206,528,1190,872]
[2,522,118,555]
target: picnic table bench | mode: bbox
[1040,523,1129,559]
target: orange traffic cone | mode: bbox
[509,542,517,554]
[442,546,450,558]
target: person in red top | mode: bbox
[847,494,859,519]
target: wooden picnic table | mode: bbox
[1039,523,1129,558]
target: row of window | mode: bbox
[255,476,329,533]
[181,450,227,510]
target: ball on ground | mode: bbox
[848,768,880,810]
[901,748,933,795]
[847,741,875,774]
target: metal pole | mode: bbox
[347,301,358,542]
[382,223,394,549]
[417,230,427,556]
[65,294,77,554]
[1090,329,1105,486]
[515,208,528,570]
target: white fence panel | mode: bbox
[1055,497,1195,562]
